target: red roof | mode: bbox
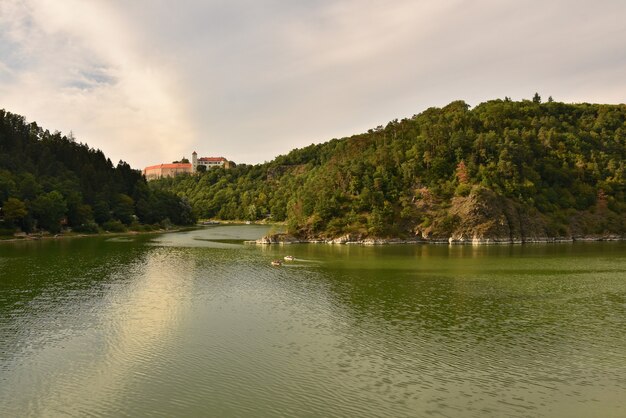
[198,157,226,162]
[144,163,192,171]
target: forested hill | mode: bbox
[0,109,195,235]
[155,97,625,242]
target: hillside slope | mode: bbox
[0,110,195,234]
[156,98,625,242]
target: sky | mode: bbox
[1,0,625,169]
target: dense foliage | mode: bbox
[0,110,195,235]
[157,97,625,239]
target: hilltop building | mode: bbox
[143,151,231,180]
[192,152,230,170]
[143,163,192,181]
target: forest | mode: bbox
[0,109,195,236]
[154,96,625,241]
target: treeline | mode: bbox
[0,109,195,235]
[154,96,625,240]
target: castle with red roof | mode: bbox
[143,151,231,180]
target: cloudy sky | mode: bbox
[1,0,625,169]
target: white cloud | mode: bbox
[171,0,626,163]
[1,0,625,167]
[0,0,195,168]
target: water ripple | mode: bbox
[0,233,625,417]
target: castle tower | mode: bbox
[192,151,198,172]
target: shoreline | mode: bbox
[249,234,625,246]
[0,227,190,245]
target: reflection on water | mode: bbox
[0,238,196,416]
[0,228,625,417]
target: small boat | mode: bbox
[271,260,282,266]
[283,255,295,261]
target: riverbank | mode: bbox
[250,233,625,245]
[0,226,194,244]
[199,218,286,227]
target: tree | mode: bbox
[533,92,541,103]
[31,191,67,233]
[2,197,27,227]
[456,160,469,184]
[93,200,111,224]
[0,109,197,232]
[247,204,258,221]
[0,170,16,202]
[18,174,42,201]
[69,203,94,227]
[367,207,385,236]
[112,193,135,225]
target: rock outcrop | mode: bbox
[256,233,300,244]
[446,187,548,243]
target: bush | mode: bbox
[0,227,16,237]
[159,218,173,230]
[102,219,127,232]
[545,221,568,237]
[455,183,472,197]
[73,221,100,234]
[131,223,159,232]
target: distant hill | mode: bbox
[0,109,195,235]
[154,97,625,242]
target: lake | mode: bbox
[1,225,625,417]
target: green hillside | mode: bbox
[0,109,195,235]
[156,97,625,242]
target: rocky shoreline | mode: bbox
[251,233,625,246]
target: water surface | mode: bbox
[1,226,625,417]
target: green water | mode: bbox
[1,226,625,417]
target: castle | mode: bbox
[143,151,231,180]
